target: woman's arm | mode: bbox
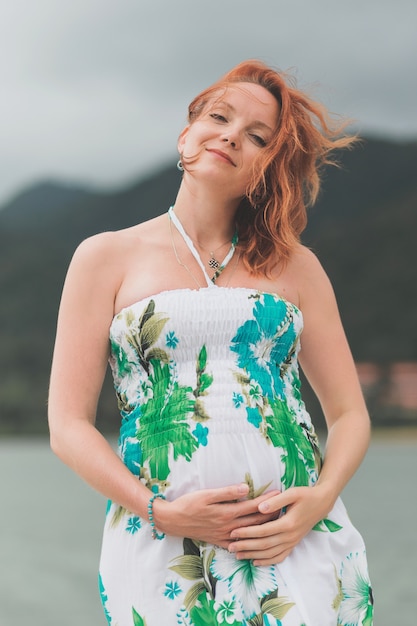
[297,247,371,502]
[48,233,279,546]
[227,247,371,564]
[48,233,153,515]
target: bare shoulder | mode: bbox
[70,214,165,271]
[71,230,121,268]
[290,244,333,285]
[289,244,328,277]
[288,244,336,310]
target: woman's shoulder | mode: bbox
[285,243,333,297]
[289,244,337,310]
[287,243,328,280]
[71,214,166,267]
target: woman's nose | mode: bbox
[222,135,237,148]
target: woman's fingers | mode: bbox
[253,548,294,566]
[157,484,284,545]
[229,533,294,564]
[204,482,250,504]
[257,488,296,514]
[227,521,295,563]
[191,485,281,525]
[225,487,331,564]
[204,484,280,508]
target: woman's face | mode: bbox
[178,82,280,199]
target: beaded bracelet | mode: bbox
[147,493,166,540]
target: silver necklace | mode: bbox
[200,239,232,271]
[169,215,202,288]
[168,207,239,286]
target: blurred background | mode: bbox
[0,1,416,624]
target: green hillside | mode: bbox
[1,136,416,434]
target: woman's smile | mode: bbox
[206,148,236,166]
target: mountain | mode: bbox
[1,137,416,434]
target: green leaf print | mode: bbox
[261,597,295,620]
[197,373,213,396]
[246,595,295,626]
[198,344,208,370]
[244,472,272,499]
[146,347,171,363]
[136,301,165,349]
[189,592,220,626]
[332,565,344,611]
[124,300,170,374]
[193,398,211,422]
[267,399,316,488]
[170,540,217,612]
[182,581,208,613]
[313,518,343,533]
[137,339,213,482]
[247,612,266,626]
[110,504,126,528]
[240,589,296,625]
[183,536,201,556]
[194,345,213,402]
[169,555,204,581]
[132,607,148,626]
[189,591,241,626]
[362,604,374,625]
[139,359,197,481]
[110,337,135,379]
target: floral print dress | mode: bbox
[99,286,373,626]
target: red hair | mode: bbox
[186,59,357,275]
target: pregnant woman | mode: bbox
[48,60,374,625]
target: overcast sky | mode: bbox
[0,0,416,207]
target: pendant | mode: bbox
[208,257,220,270]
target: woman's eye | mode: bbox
[251,134,267,147]
[210,113,228,122]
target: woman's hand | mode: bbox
[153,484,281,548]
[227,485,333,565]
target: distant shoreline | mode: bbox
[2,425,417,443]
[370,425,417,441]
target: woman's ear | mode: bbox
[177,126,189,154]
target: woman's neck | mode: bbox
[173,183,239,248]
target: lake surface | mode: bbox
[0,431,416,625]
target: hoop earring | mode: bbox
[176,159,184,172]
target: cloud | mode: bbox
[0,0,416,206]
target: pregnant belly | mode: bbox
[163,431,287,501]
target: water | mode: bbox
[0,432,416,625]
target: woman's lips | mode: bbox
[206,148,236,166]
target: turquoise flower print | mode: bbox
[232,392,244,408]
[210,550,278,619]
[177,606,191,623]
[246,407,262,428]
[98,573,112,625]
[118,405,143,476]
[126,516,142,534]
[213,598,237,624]
[338,551,374,626]
[166,331,179,349]
[231,294,296,399]
[193,422,209,446]
[164,580,182,600]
